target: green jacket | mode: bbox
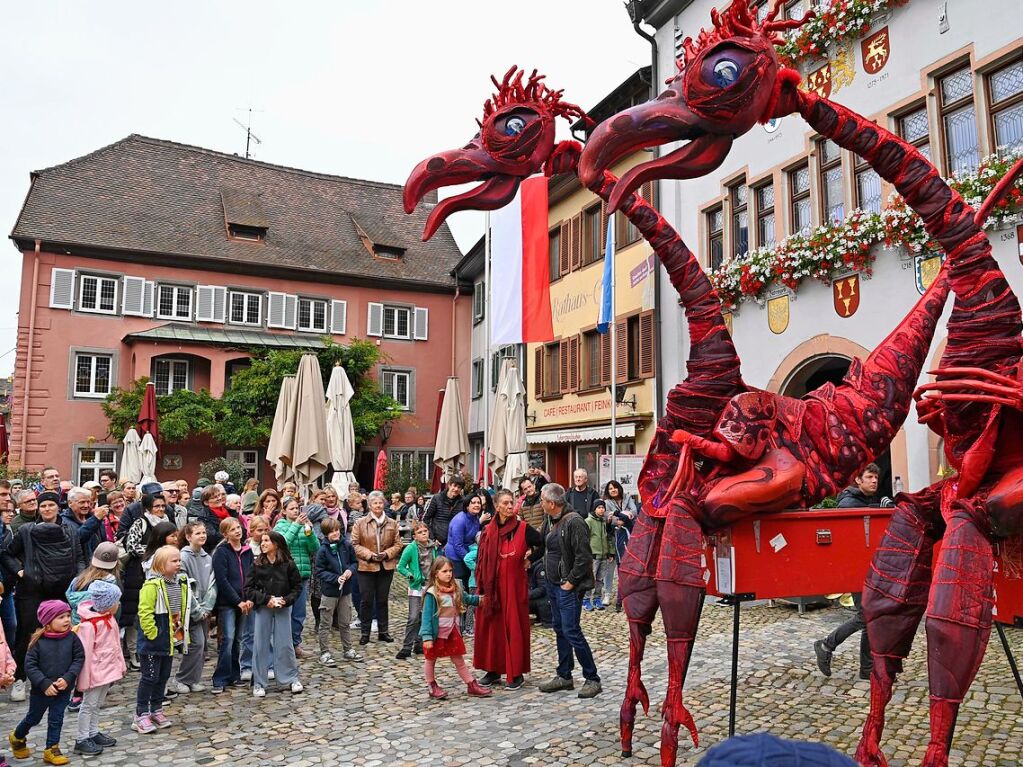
[585,514,613,559]
[274,519,320,578]
[463,543,479,589]
[419,583,480,642]
[137,573,192,656]
[396,541,437,591]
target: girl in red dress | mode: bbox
[419,557,491,700]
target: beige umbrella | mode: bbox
[280,353,330,489]
[326,363,357,493]
[489,358,529,487]
[119,428,143,484]
[139,431,159,485]
[433,376,469,481]
[267,375,297,484]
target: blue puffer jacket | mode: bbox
[443,511,480,564]
[314,537,357,598]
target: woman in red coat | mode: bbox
[473,489,544,689]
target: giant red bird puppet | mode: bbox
[580,2,1023,767]
[403,9,1019,764]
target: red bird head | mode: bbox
[403,67,587,240]
[579,0,809,211]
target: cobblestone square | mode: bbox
[1,582,1018,766]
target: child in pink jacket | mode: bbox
[0,584,16,767]
[73,581,125,757]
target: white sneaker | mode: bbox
[371,620,378,632]
[290,681,303,694]
[349,619,361,629]
[320,652,336,666]
[253,686,266,698]
[240,670,252,682]
[172,680,191,694]
[188,682,207,693]
[267,669,275,680]
[10,679,25,702]
[343,648,364,662]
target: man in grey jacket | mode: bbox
[537,483,601,699]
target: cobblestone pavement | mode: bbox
[0,583,1019,766]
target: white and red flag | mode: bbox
[490,176,554,345]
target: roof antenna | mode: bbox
[232,108,262,159]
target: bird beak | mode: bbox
[579,93,733,212]
[404,138,521,241]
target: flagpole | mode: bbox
[483,210,491,489]
[609,211,617,483]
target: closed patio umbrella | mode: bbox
[326,363,357,493]
[120,428,143,484]
[137,381,159,444]
[267,375,297,484]
[489,359,529,487]
[0,419,9,463]
[433,376,468,482]
[280,353,330,489]
[373,449,388,491]
[139,431,158,485]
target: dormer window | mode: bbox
[374,244,405,260]
[227,223,267,241]
[221,187,269,243]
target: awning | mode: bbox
[526,422,636,445]
[124,323,329,349]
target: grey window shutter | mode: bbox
[413,306,429,341]
[142,281,155,317]
[283,294,298,330]
[195,285,216,322]
[122,276,147,316]
[49,268,75,310]
[330,300,347,335]
[408,369,417,411]
[267,292,287,328]
[210,286,227,323]
[367,302,384,337]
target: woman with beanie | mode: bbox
[73,581,124,757]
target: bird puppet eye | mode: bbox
[504,116,526,136]
[713,59,740,87]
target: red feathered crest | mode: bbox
[676,0,812,76]
[481,66,587,125]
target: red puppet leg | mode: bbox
[654,498,706,767]
[655,581,704,767]
[856,486,942,767]
[921,502,994,767]
[619,510,664,758]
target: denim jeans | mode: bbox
[545,582,599,682]
[0,591,17,649]
[291,578,309,648]
[213,607,246,688]
[136,654,173,716]
[587,559,615,602]
[252,605,299,689]
[400,595,423,654]
[15,689,71,748]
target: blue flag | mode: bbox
[597,212,615,334]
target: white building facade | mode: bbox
[631,0,1023,494]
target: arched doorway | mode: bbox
[780,354,894,498]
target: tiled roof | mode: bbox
[123,323,329,349]
[10,134,462,288]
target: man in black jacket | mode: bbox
[537,483,601,699]
[2,491,85,700]
[565,469,599,519]
[422,476,465,546]
[527,559,552,628]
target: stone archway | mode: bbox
[766,333,909,497]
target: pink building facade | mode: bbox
[9,135,470,487]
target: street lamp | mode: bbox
[608,384,637,412]
[380,422,393,444]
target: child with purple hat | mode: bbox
[8,600,84,765]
